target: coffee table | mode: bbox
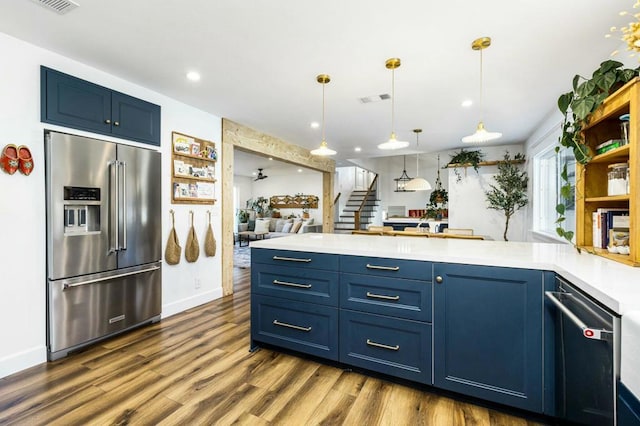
[237,231,269,247]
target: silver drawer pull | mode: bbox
[273,256,312,263]
[273,320,312,332]
[366,263,400,271]
[366,339,400,351]
[273,279,312,289]
[366,291,400,301]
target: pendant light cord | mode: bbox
[391,67,395,136]
[322,80,326,142]
[479,47,484,123]
[415,133,420,177]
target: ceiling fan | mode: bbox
[254,168,268,181]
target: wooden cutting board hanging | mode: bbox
[164,209,182,265]
[185,210,200,262]
[204,210,216,257]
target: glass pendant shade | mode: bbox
[311,74,336,156]
[462,37,502,143]
[310,140,336,156]
[406,128,431,191]
[405,177,431,191]
[378,58,409,150]
[379,133,410,150]
[462,121,502,143]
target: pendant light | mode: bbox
[462,37,502,143]
[378,58,410,150]
[311,74,336,156]
[394,155,414,192]
[405,129,432,191]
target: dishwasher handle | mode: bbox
[545,291,613,341]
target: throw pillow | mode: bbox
[290,221,302,233]
[305,218,314,225]
[275,219,286,232]
[281,222,293,233]
[254,219,270,234]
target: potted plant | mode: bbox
[445,148,485,182]
[485,152,528,241]
[236,209,249,232]
[247,196,269,217]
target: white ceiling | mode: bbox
[0,0,635,162]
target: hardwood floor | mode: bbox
[0,267,550,425]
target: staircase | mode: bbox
[334,189,379,233]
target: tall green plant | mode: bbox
[485,152,528,241]
[555,60,640,245]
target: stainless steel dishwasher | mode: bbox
[546,276,620,425]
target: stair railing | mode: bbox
[354,174,378,230]
[332,192,341,223]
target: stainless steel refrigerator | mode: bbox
[45,131,162,360]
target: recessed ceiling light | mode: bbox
[186,71,201,82]
[354,147,362,152]
[297,169,303,173]
[268,157,273,161]
[252,172,257,176]
[310,122,320,129]
[462,99,473,107]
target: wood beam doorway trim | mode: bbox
[221,119,335,295]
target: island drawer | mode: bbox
[340,255,431,281]
[251,295,338,361]
[340,273,431,321]
[252,248,339,271]
[340,310,431,384]
[252,264,339,306]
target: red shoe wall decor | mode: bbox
[1,144,19,175]
[17,145,33,176]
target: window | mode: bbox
[533,145,575,239]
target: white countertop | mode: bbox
[251,233,640,315]
[622,311,640,400]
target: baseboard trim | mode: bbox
[0,345,47,379]
[162,288,224,319]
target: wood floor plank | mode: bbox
[377,383,435,426]
[0,264,549,426]
[306,389,357,426]
[268,364,343,425]
[341,376,394,425]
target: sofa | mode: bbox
[237,217,318,241]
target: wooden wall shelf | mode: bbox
[446,160,525,168]
[171,131,217,205]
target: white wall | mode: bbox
[0,32,222,378]
[250,172,323,222]
[446,144,526,241]
[234,175,253,210]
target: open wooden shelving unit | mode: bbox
[171,131,217,205]
[576,77,640,266]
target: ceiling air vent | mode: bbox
[30,0,79,14]
[358,94,391,104]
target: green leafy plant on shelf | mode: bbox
[555,59,640,247]
[425,158,448,220]
[445,148,485,182]
[485,152,528,241]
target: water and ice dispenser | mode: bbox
[63,186,101,235]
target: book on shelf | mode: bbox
[595,139,623,154]
[593,208,629,249]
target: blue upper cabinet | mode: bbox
[41,66,161,146]
[433,263,544,413]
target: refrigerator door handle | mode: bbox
[120,160,127,251]
[108,160,119,254]
[62,265,161,290]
